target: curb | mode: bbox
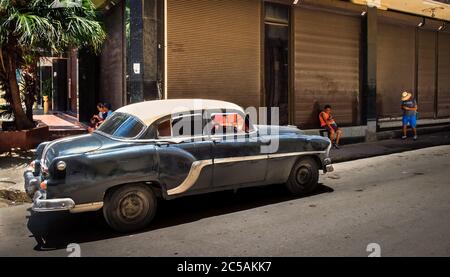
[331,131,450,164]
[377,124,450,140]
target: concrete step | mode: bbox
[49,129,87,141]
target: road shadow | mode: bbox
[26,183,334,251]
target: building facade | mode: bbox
[76,0,450,135]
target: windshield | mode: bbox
[97,112,145,139]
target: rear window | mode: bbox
[97,112,145,139]
[210,113,246,135]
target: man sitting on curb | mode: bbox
[401,91,418,141]
[319,105,343,149]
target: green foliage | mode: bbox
[0,0,106,129]
[0,0,106,54]
[41,78,51,97]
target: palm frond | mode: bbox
[64,15,105,51]
[0,0,11,9]
[6,11,56,47]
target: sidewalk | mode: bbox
[34,113,86,131]
[330,130,450,163]
[34,113,87,140]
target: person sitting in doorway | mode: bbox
[88,103,113,133]
[401,91,418,141]
[88,103,105,133]
[102,103,113,120]
[319,105,343,149]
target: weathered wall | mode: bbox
[294,7,361,128]
[166,0,261,109]
[100,1,125,111]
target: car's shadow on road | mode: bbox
[27,184,334,251]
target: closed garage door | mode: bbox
[166,0,261,109]
[377,22,416,118]
[417,29,437,119]
[438,32,450,117]
[293,7,360,129]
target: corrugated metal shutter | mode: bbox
[293,7,360,128]
[166,0,261,109]
[377,22,416,118]
[417,29,437,119]
[438,32,450,117]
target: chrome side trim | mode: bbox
[70,202,104,214]
[214,155,268,164]
[167,160,213,195]
[167,151,327,196]
[209,151,327,165]
[268,151,326,159]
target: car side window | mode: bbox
[171,113,204,138]
[139,126,157,140]
[157,120,172,138]
[156,113,205,139]
[209,113,246,136]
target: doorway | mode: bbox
[52,59,68,112]
[265,3,290,126]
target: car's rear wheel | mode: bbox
[286,157,319,195]
[103,184,157,233]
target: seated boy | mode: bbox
[319,105,343,149]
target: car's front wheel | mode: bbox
[103,184,157,233]
[286,157,319,195]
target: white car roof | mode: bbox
[116,99,244,125]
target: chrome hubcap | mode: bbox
[119,194,144,220]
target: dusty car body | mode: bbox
[24,99,333,232]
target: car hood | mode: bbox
[42,134,103,167]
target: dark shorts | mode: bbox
[324,124,339,133]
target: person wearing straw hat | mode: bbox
[401,91,418,141]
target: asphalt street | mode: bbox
[0,146,449,257]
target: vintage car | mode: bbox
[24,99,334,232]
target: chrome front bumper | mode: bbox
[24,170,41,198]
[24,170,75,212]
[32,190,75,212]
[24,170,103,213]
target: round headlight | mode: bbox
[56,161,67,171]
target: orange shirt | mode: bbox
[319,112,335,127]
